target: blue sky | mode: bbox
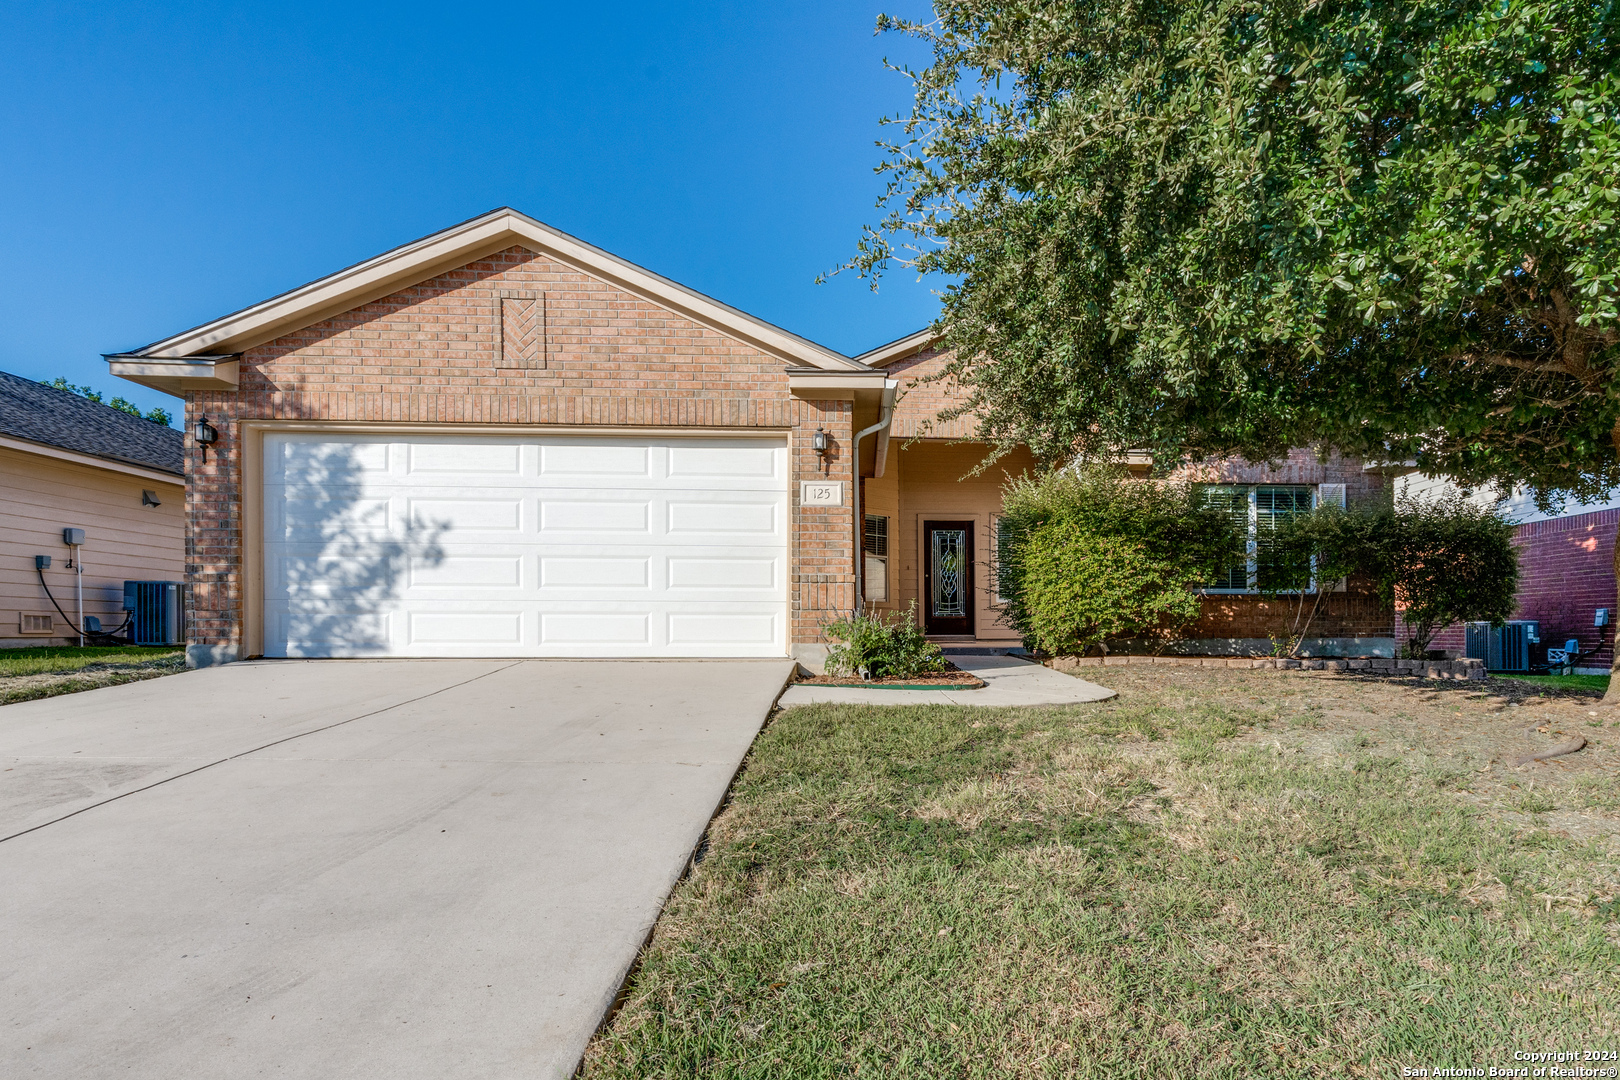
[0,1,939,422]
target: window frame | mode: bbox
[1199,484,1324,596]
[863,513,889,603]
[991,514,1010,605]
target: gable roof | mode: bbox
[118,208,870,372]
[0,372,183,477]
[854,329,940,368]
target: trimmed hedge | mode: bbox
[996,468,1242,655]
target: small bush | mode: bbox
[823,603,949,679]
[996,467,1243,655]
[1276,493,1519,656]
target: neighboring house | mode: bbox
[1398,475,1617,671]
[103,207,1399,668]
[0,372,184,648]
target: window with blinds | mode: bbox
[1200,484,1322,593]
[863,514,889,602]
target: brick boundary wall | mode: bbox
[1412,507,1617,666]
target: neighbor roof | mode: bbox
[121,207,872,372]
[0,372,183,476]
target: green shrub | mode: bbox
[996,468,1243,656]
[1276,493,1519,656]
[823,603,950,679]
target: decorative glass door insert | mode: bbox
[931,529,967,616]
[923,520,975,636]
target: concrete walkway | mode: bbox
[0,658,792,1080]
[778,653,1116,706]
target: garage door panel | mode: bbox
[666,499,778,536]
[263,433,789,658]
[539,442,652,477]
[538,556,651,590]
[667,442,781,479]
[407,611,525,647]
[666,555,779,592]
[406,441,522,475]
[407,497,524,533]
[667,611,779,647]
[270,438,391,483]
[407,554,524,589]
[539,611,652,646]
[538,499,651,535]
[266,496,395,543]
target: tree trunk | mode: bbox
[1604,422,1620,706]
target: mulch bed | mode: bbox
[796,662,987,690]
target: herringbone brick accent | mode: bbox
[500,295,544,368]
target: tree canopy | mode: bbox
[854,0,1620,506]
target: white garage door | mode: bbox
[261,433,789,658]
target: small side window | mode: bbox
[863,514,889,603]
[993,516,1012,604]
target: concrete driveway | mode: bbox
[0,658,792,1079]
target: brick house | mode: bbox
[107,208,1399,667]
[1399,476,1618,670]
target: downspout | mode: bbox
[852,379,899,615]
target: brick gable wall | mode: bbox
[184,245,853,657]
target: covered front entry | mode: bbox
[260,432,789,658]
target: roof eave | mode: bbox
[853,328,940,368]
[107,355,240,398]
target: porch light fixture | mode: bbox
[192,416,218,461]
[811,427,829,474]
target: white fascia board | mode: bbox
[788,370,890,396]
[125,208,864,372]
[108,357,239,398]
[0,433,184,485]
[854,328,939,368]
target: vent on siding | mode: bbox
[19,613,52,635]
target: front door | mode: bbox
[923,520,974,636]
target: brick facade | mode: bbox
[1420,507,1618,665]
[1164,449,1396,645]
[182,245,854,657]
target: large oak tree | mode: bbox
[854,0,1620,690]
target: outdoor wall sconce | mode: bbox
[192,416,218,461]
[812,427,829,474]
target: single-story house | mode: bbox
[106,207,1398,667]
[0,371,184,647]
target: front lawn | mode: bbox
[586,667,1620,1078]
[1494,671,1611,694]
[0,645,184,705]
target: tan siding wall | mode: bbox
[875,440,1035,643]
[0,446,184,646]
[185,245,854,655]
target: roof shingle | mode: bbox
[0,372,183,476]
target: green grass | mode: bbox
[585,696,1620,1079]
[1493,672,1610,693]
[0,645,183,678]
